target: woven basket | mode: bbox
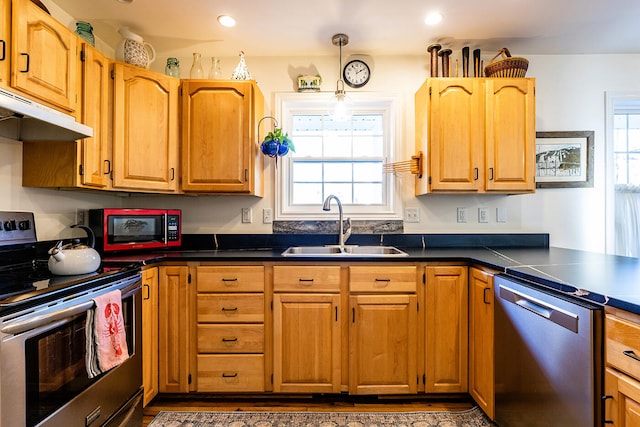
[484,48,528,78]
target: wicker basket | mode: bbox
[484,48,528,78]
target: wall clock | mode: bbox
[343,59,370,88]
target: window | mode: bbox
[613,108,640,186]
[275,92,402,220]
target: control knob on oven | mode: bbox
[3,220,16,231]
[18,220,30,230]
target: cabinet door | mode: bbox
[159,265,190,392]
[80,43,110,188]
[428,78,485,192]
[11,0,78,113]
[0,0,9,87]
[273,293,341,393]
[141,267,159,407]
[349,294,418,394]
[485,78,536,192]
[181,80,264,194]
[469,267,495,419]
[605,367,640,427]
[425,265,468,393]
[112,63,179,192]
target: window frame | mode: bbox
[274,91,404,220]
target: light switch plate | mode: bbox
[241,207,252,223]
[497,207,507,223]
[404,207,420,223]
[457,207,467,223]
[263,208,273,224]
[478,207,489,223]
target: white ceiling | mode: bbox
[49,0,640,58]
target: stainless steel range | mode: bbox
[0,211,143,427]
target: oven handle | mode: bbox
[1,279,140,336]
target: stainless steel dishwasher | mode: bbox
[494,274,603,426]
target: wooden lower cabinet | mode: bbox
[195,265,265,392]
[469,267,495,419]
[142,267,159,406]
[605,367,640,426]
[158,265,190,393]
[425,265,468,393]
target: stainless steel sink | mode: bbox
[281,245,408,257]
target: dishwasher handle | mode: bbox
[499,284,579,333]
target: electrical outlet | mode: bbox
[75,209,85,225]
[497,207,507,223]
[404,207,420,223]
[457,207,467,223]
[263,208,273,224]
[478,207,489,223]
[241,207,252,223]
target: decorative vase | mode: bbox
[75,21,95,47]
[208,57,222,79]
[260,139,279,157]
[115,27,156,69]
[165,57,180,77]
[231,51,252,80]
[190,53,204,79]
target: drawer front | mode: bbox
[197,266,264,292]
[198,324,264,353]
[273,266,341,292]
[197,354,265,392]
[349,265,417,293]
[606,313,640,379]
[198,294,264,323]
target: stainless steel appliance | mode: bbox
[494,274,603,426]
[88,208,181,252]
[0,211,142,427]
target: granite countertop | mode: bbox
[100,233,640,315]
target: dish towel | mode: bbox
[85,289,129,378]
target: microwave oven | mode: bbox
[88,208,182,252]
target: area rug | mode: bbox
[147,406,495,426]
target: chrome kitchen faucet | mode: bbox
[322,195,351,247]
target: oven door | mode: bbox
[0,275,142,427]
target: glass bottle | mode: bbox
[165,57,180,78]
[208,57,222,79]
[75,21,95,47]
[190,52,204,79]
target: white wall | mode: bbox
[5,3,639,250]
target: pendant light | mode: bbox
[328,33,353,122]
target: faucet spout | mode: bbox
[322,194,350,247]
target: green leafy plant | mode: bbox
[263,127,295,153]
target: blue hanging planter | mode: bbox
[258,117,295,161]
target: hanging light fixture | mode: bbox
[327,33,353,122]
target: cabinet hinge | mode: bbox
[80,49,85,62]
[188,273,192,284]
[179,86,182,96]
[417,301,419,312]
[427,176,432,184]
[429,87,432,96]
[270,300,273,311]
[423,374,426,385]
[78,164,84,176]
[110,69,115,80]
[422,272,426,285]
[271,374,273,384]
[188,374,192,385]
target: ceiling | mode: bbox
[49,0,640,58]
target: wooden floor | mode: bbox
[143,395,475,426]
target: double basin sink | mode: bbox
[281,245,408,258]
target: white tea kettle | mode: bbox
[48,225,101,275]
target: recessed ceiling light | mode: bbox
[217,15,236,27]
[424,12,443,26]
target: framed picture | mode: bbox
[535,131,594,188]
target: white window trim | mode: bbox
[274,91,404,221]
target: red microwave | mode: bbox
[88,208,182,252]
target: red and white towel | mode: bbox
[85,289,129,378]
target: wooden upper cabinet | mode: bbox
[485,78,536,192]
[181,80,264,195]
[112,62,179,192]
[79,43,110,188]
[10,0,78,113]
[415,77,536,195]
[0,0,9,87]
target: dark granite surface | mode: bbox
[100,233,640,315]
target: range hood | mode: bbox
[0,87,93,141]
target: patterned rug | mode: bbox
[147,406,495,426]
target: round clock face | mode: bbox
[343,59,370,88]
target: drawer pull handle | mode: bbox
[374,279,391,286]
[483,287,491,305]
[222,337,238,342]
[222,372,238,378]
[299,278,314,285]
[222,278,238,283]
[623,350,640,362]
[221,307,238,312]
[20,53,29,72]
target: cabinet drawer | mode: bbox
[197,294,264,323]
[606,313,640,379]
[349,266,417,293]
[197,266,264,292]
[197,354,264,392]
[273,266,341,292]
[198,324,264,353]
